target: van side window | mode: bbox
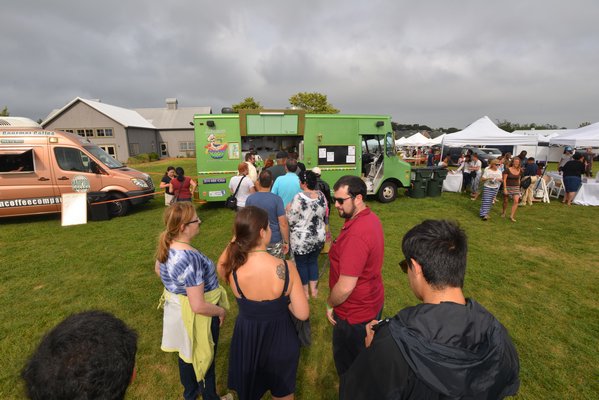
[54,147,92,173]
[0,149,35,173]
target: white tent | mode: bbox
[549,122,599,147]
[395,137,408,148]
[428,133,446,145]
[442,116,538,146]
[403,132,431,146]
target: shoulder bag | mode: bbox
[225,175,245,210]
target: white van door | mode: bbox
[0,146,61,217]
[50,146,104,195]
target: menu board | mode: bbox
[317,145,356,165]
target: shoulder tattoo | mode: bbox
[276,263,286,280]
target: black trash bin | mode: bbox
[427,168,448,197]
[88,192,111,221]
[408,168,433,198]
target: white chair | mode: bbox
[547,177,565,199]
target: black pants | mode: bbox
[178,316,220,400]
[332,308,382,377]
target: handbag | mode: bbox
[291,315,312,347]
[225,175,245,210]
[520,176,532,189]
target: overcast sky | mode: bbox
[3,0,598,129]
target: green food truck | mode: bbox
[194,109,411,203]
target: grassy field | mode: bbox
[1,158,598,399]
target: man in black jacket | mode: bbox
[340,220,520,399]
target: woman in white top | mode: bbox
[229,163,256,210]
[479,159,503,220]
[456,154,472,193]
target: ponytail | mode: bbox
[175,167,185,182]
[155,231,173,263]
[221,241,249,282]
[221,206,269,282]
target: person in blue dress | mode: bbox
[218,206,309,400]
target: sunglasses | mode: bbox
[399,259,410,273]
[333,196,354,205]
[186,218,202,225]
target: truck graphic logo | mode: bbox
[205,134,228,159]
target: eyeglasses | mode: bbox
[399,259,410,273]
[186,219,201,225]
[333,196,354,205]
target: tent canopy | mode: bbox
[442,116,538,146]
[402,132,430,146]
[549,122,599,147]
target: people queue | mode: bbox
[21,171,523,400]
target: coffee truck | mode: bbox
[194,109,411,203]
[0,117,154,218]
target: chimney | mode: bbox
[166,98,178,110]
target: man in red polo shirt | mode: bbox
[326,175,384,377]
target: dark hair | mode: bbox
[22,311,137,400]
[244,152,254,162]
[285,158,298,173]
[221,206,269,281]
[333,175,367,199]
[299,170,318,190]
[572,152,583,161]
[163,166,175,177]
[175,167,185,182]
[527,157,535,162]
[401,220,467,289]
[258,169,273,188]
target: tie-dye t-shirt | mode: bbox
[159,248,219,295]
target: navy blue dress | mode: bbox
[228,261,300,400]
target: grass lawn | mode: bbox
[1,158,598,399]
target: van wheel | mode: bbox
[107,193,129,217]
[377,181,397,203]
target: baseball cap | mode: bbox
[312,167,321,175]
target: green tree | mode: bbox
[232,97,263,112]
[0,106,9,116]
[288,92,339,114]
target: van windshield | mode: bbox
[84,145,123,168]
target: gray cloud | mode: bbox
[2,0,598,128]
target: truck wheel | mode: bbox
[377,181,398,203]
[107,193,129,217]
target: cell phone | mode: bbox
[371,318,389,332]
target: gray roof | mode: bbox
[135,107,212,130]
[42,97,155,129]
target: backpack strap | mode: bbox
[233,175,246,196]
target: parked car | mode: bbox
[443,146,502,166]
